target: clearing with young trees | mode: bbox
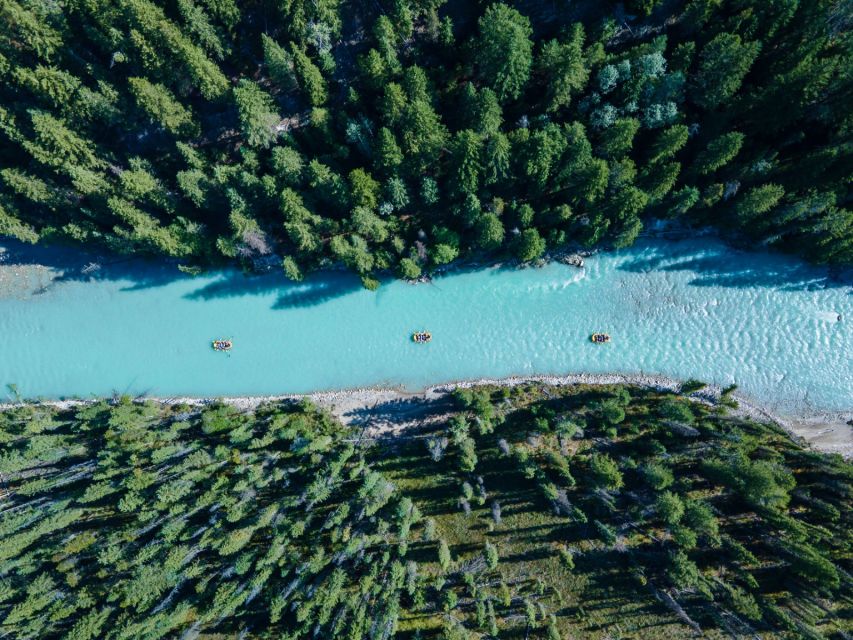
[0,383,850,638]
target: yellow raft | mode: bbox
[412,331,432,343]
[590,333,610,344]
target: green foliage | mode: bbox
[656,491,685,525]
[475,4,533,101]
[128,77,196,135]
[289,44,327,106]
[538,24,589,112]
[649,124,689,163]
[658,396,696,425]
[282,255,303,281]
[348,168,380,209]
[705,452,796,511]
[588,453,623,491]
[262,34,294,89]
[599,117,639,159]
[398,257,421,280]
[438,539,452,571]
[598,398,626,425]
[1,383,844,637]
[233,80,279,148]
[694,132,745,175]
[785,541,840,588]
[450,129,482,195]
[0,0,849,284]
[475,213,505,250]
[679,379,706,394]
[735,184,785,223]
[515,228,546,262]
[484,542,499,570]
[375,127,403,172]
[692,33,761,109]
[642,461,674,490]
[458,436,478,472]
[683,500,719,544]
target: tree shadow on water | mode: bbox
[181,268,362,309]
[1,238,365,308]
[1,238,187,292]
[618,244,851,292]
[271,275,363,309]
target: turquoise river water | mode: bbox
[0,237,850,413]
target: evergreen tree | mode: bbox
[537,24,589,112]
[475,4,534,101]
[128,77,196,135]
[233,80,280,148]
[262,34,295,89]
[648,124,689,163]
[290,44,327,105]
[735,184,785,223]
[694,132,744,175]
[515,228,546,261]
[475,213,505,249]
[692,33,761,109]
[0,0,848,280]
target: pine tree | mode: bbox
[438,539,452,571]
[262,34,295,89]
[735,184,785,223]
[128,77,197,135]
[693,132,744,175]
[375,128,403,172]
[599,117,639,159]
[648,124,689,163]
[475,4,534,101]
[515,228,546,261]
[484,542,499,569]
[233,80,280,148]
[692,33,761,109]
[537,23,589,111]
[289,44,327,105]
[475,213,505,250]
[451,130,483,195]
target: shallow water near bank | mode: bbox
[0,237,850,416]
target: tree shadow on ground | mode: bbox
[342,396,455,429]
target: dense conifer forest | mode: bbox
[0,1,851,286]
[0,383,850,638]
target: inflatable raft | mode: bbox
[590,333,610,344]
[212,339,233,351]
[412,331,432,343]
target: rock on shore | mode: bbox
[558,254,585,268]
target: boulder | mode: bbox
[559,254,585,268]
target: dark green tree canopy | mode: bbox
[0,0,849,280]
[474,3,534,102]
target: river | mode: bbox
[0,236,850,417]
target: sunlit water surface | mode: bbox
[0,238,850,414]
